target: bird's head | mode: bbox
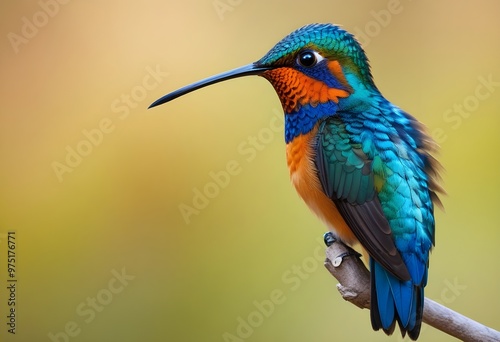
[150,23,378,142]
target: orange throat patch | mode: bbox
[262,62,350,113]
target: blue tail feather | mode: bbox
[375,265,395,329]
[370,258,424,340]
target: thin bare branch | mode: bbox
[324,240,500,342]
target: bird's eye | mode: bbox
[297,50,323,67]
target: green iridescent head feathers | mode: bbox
[257,23,375,87]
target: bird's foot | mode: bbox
[323,231,337,246]
[323,232,362,260]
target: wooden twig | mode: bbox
[323,239,500,342]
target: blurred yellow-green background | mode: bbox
[1,1,499,341]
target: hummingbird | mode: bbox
[149,23,443,340]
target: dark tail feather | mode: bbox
[407,286,424,340]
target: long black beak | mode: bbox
[148,63,272,109]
